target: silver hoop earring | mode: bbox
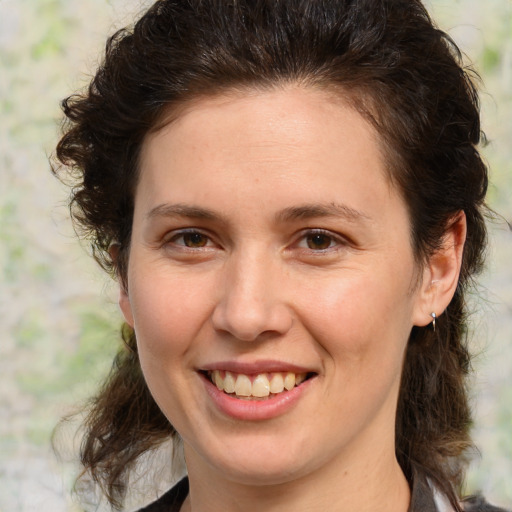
[431,312,436,332]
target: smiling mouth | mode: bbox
[205,370,315,400]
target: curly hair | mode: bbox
[54,0,488,509]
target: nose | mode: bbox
[211,250,293,342]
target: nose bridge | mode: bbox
[212,244,292,341]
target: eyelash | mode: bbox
[294,229,346,251]
[164,228,346,253]
[165,229,215,249]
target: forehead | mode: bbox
[137,85,403,225]
[142,85,390,180]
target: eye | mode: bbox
[296,229,342,251]
[304,232,336,250]
[167,230,213,248]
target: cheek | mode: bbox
[127,274,206,411]
[128,271,215,359]
[300,271,414,366]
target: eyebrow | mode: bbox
[275,203,371,224]
[146,203,220,221]
[146,202,371,224]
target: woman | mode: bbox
[54,1,508,511]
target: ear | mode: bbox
[109,243,135,328]
[412,212,467,327]
[119,283,135,328]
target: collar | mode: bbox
[409,471,455,512]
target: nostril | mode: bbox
[211,300,293,342]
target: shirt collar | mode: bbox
[409,471,440,512]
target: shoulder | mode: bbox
[411,469,509,512]
[136,477,189,512]
[462,495,510,512]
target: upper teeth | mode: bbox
[210,370,307,398]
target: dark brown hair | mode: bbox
[54,0,488,509]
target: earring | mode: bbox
[431,312,436,332]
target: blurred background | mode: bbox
[0,0,510,510]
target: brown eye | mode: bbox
[182,232,209,248]
[306,233,334,250]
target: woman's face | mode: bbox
[120,86,430,485]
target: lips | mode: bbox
[200,364,316,421]
[208,370,309,399]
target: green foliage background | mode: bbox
[0,1,510,510]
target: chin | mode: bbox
[214,460,308,487]
[185,434,323,487]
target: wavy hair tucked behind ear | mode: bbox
[54,0,488,509]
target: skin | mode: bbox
[119,86,466,512]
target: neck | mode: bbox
[182,442,410,512]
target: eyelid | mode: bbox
[164,228,217,248]
[293,228,349,251]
